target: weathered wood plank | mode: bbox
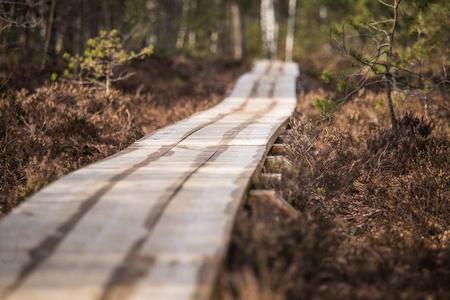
[0,60,298,300]
[247,189,298,216]
[264,155,297,173]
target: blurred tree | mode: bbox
[260,0,277,58]
[40,0,56,69]
[0,0,45,64]
[64,30,153,95]
[2,0,447,75]
[285,0,296,61]
[231,0,244,60]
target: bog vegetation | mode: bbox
[215,74,449,299]
[0,0,449,298]
[0,57,248,215]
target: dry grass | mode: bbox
[0,82,143,215]
[0,56,249,216]
[214,70,450,300]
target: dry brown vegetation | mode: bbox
[0,56,248,216]
[215,63,450,300]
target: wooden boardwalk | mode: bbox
[0,60,299,300]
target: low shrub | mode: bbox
[215,75,450,299]
[0,82,143,214]
[0,57,249,216]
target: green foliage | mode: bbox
[312,97,338,115]
[346,15,366,33]
[349,47,362,61]
[374,98,386,109]
[64,30,153,94]
[329,22,342,37]
[321,70,333,83]
[405,0,441,9]
[337,80,347,92]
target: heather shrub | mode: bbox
[0,83,143,215]
[216,78,450,299]
[0,57,248,216]
[216,199,450,300]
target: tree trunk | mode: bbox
[42,0,61,65]
[24,27,31,64]
[103,0,112,30]
[187,0,197,50]
[162,0,177,53]
[385,0,401,130]
[260,0,277,59]
[176,0,190,49]
[146,0,158,46]
[73,0,84,76]
[23,6,31,64]
[386,79,397,130]
[209,0,221,56]
[106,62,111,95]
[285,0,296,62]
[231,1,243,61]
[40,0,56,70]
[1,3,14,64]
[75,0,84,57]
[0,18,4,64]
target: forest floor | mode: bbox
[214,61,450,300]
[1,57,449,299]
[0,55,249,216]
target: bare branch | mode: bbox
[390,79,449,111]
[368,19,394,26]
[378,0,395,8]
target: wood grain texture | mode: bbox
[0,60,299,300]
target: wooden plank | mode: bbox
[247,189,298,216]
[264,155,297,173]
[0,60,298,300]
[259,173,283,185]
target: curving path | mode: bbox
[0,60,299,300]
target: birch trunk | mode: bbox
[260,0,277,59]
[231,2,243,60]
[285,0,296,62]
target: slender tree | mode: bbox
[176,0,190,49]
[209,0,221,56]
[260,0,277,59]
[230,0,244,60]
[40,0,56,69]
[285,0,296,62]
[160,0,178,53]
[326,0,449,129]
[64,30,153,95]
